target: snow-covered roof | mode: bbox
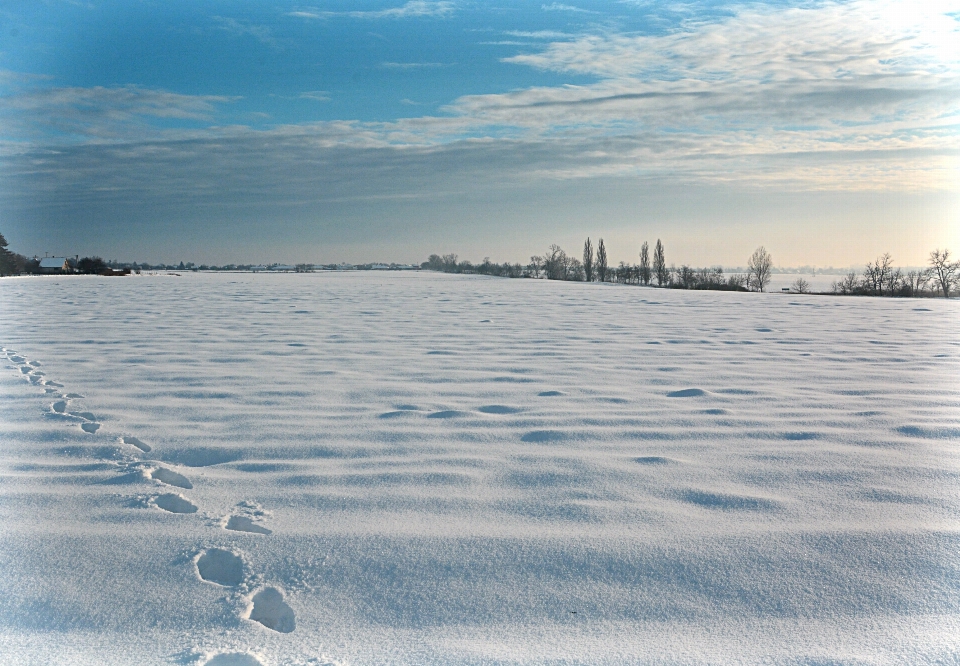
[38,257,68,268]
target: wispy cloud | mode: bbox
[381,61,448,69]
[4,0,957,195]
[287,1,455,20]
[211,16,277,46]
[0,85,236,141]
[0,69,55,86]
[541,3,595,13]
[299,91,331,102]
[504,30,572,39]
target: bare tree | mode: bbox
[832,271,861,295]
[653,239,667,286]
[929,248,957,298]
[528,255,544,278]
[582,238,594,282]
[905,268,930,296]
[544,245,567,281]
[863,253,894,296]
[596,238,608,282]
[885,267,904,296]
[639,241,651,285]
[569,257,585,281]
[747,246,773,292]
[792,278,810,294]
[727,273,748,290]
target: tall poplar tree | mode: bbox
[653,239,668,286]
[582,238,594,282]
[596,238,608,282]
[639,241,651,285]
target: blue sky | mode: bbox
[1,0,957,266]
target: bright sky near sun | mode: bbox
[1,0,957,266]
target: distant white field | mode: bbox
[1,272,958,665]
[766,272,848,292]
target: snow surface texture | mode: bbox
[0,271,958,665]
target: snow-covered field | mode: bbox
[1,271,958,665]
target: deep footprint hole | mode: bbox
[226,516,272,535]
[247,587,295,633]
[150,467,193,489]
[196,548,244,587]
[153,493,198,514]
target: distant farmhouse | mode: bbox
[38,257,69,274]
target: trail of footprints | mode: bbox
[6,343,786,660]
[3,347,293,662]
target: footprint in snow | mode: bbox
[80,422,101,434]
[52,400,67,413]
[196,548,245,587]
[153,493,198,514]
[225,516,272,535]
[150,467,193,489]
[163,447,241,467]
[246,587,295,633]
[224,501,271,534]
[122,436,151,452]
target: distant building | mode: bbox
[39,257,69,274]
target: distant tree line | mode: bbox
[830,250,958,298]
[424,240,758,291]
[424,241,958,298]
[0,234,420,276]
[0,232,38,276]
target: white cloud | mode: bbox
[299,91,331,102]
[504,30,573,39]
[211,16,278,46]
[541,3,596,13]
[507,0,959,81]
[3,0,957,194]
[286,1,455,20]
[381,62,447,69]
[0,85,237,141]
[0,69,54,86]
